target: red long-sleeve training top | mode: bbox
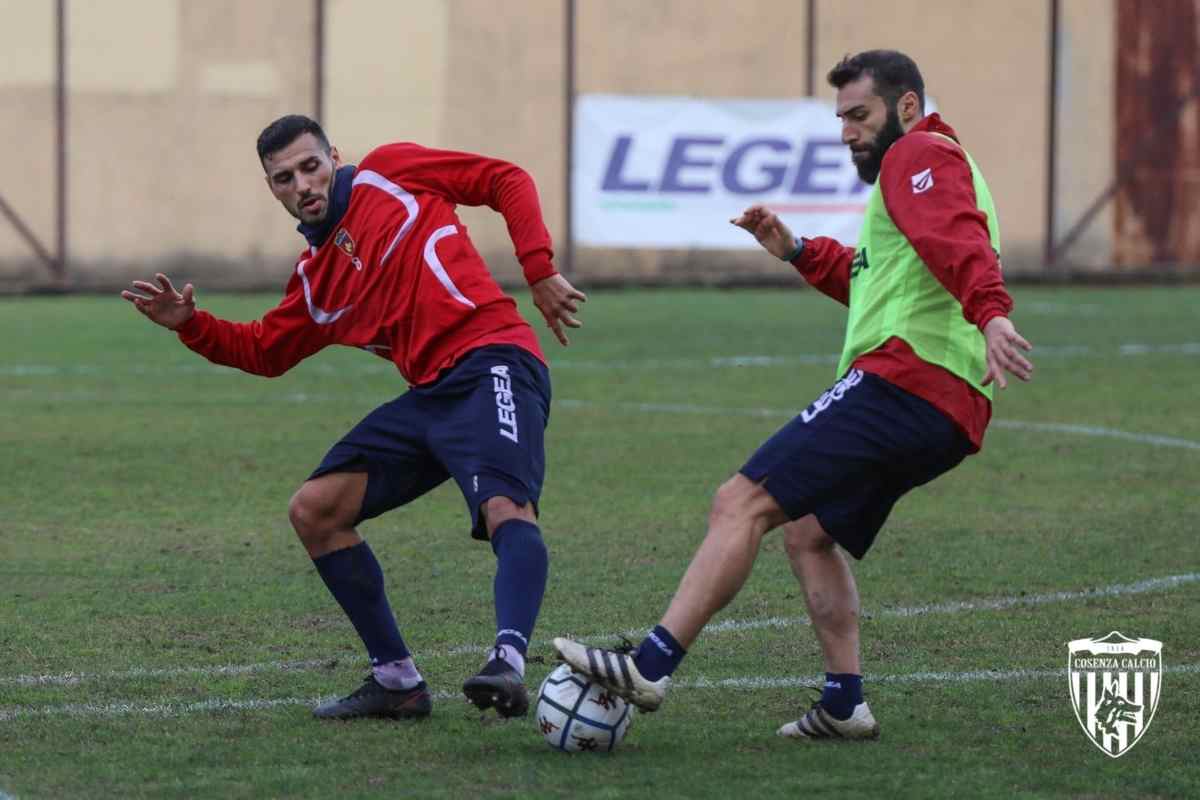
[176,143,556,386]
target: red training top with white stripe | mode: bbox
[791,114,1013,451]
[175,143,556,386]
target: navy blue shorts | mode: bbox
[310,345,551,540]
[740,369,971,559]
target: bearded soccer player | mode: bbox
[554,50,1033,739]
[122,115,586,721]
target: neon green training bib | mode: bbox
[836,135,1000,400]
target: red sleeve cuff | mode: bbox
[520,251,558,285]
[175,309,210,343]
[789,237,812,270]
[974,304,1010,333]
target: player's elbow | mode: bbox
[260,363,291,378]
[240,359,292,379]
[494,163,536,195]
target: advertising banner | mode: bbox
[574,94,873,249]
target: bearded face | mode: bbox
[850,104,906,184]
[836,74,918,185]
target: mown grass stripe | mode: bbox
[4,573,1196,688]
[679,663,1200,690]
[3,664,1196,722]
[656,572,1200,636]
[557,399,1200,451]
[3,341,1199,378]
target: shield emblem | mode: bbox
[334,227,356,257]
[1068,632,1162,758]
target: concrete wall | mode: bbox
[1055,0,1115,270]
[0,0,316,289]
[814,0,1052,273]
[0,0,1123,290]
[0,0,56,287]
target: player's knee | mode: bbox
[710,475,780,534]
[288,473,365,545]
[492,516,548,564]
[487,507,548,571]
[783,516,836,562]
[710,476,749,523]
[287,488,317,539]
[482,496,536,539]
[288,484,340,543]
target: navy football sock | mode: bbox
[491,519,548,656]
[633,625,687,682]
[821,672,863,720]
[313,541,410,665]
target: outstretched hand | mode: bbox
[531,273,587,346]
[981,317,1034,389]
[120,273,196,330]
[730,204,799,260]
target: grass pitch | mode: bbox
[1,285,1197,799]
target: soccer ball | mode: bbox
[535,663,634,753]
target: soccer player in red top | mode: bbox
[122,115,586,721]
[554,51,1034,740]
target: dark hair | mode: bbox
[827,50,925,111]
[256,114,330,164]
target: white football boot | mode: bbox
[777,701,880,740]
[552,636,670,712]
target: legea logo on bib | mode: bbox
[911,168,934,194]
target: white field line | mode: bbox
[989,420,1200,451]
[2,341,1199,378]
[3,573,1196,689]
[0,692,461,723]
[2,664,1197,722]
[697,572,1200,635]
[557,399,1200,452]
[8,360,1200,453]
[7,382,1200,453]
[678,662,1200,691]
[7,385,1197,452]
[0,658,337,688]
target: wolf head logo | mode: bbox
[1094,681,1142,738]
[1068,632,1162,758]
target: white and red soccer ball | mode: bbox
[535,663,634,753]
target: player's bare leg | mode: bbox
[659,474,790,647]
[288,470,367,558]
[463,495,547,718]
[481,495,538,535]
[782,515,861,675]
[555,474,788,710]
[777,514,878,740]
[292,470,431,720]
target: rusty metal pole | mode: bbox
[314,0,325,121]
[805,0,817,97]
[563,0,576,276]
[55,0,67,283]
[1044,0,1060,269]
